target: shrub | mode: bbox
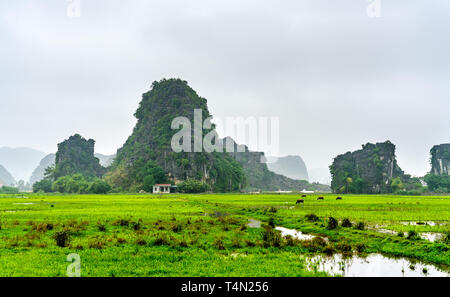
[131,221,142,231]
[136,238,147,246]
[336,242,352,253]
[355,243,366,253]
[53,230,70,247]
[268,206,277,213]
[407,230,419,240]
[97,224,107,232]
[268,217,275,228]
[88,238,106,249]
[341,218,352,228]
[213,237,225,250]
[327,217,338,230]
[262,226,282,247]
[305,214,319,222]
[301,237,327,251]
[231,238,242,248]
[171,223,182,233]
[355,222,365,230]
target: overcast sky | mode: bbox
[0,0,449,177]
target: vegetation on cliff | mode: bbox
[330,141,408,194]
[107,79,246,192]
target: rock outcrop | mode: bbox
[330,141,407,194]
[266,155,309,182]
[430,144,450,175]
[53,134,105,179]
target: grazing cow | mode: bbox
[336,197,343,200]
[317,197,324,200]
[296,199,304,204]
[301,194,307,198]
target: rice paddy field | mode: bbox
[0,193,448,277]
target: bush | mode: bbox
[305,214,319,222]
[177,179,208,193]
[355,222,365,230]
[262,226,282,247]
[53,230,70,247]
[213,237,225,250]
[327,217,338,230]
[341,218,352,228]
[407,230,419,240]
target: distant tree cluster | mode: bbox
[177,179,209,193]
[0,186,19,194]
[33,174,111,194]
[424,174,450,193]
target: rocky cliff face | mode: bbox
[330,141,406,194]
[266,155,309,181]
[30,154,55,185]
[224,137,330,192]
[431,144,450,175]
[53,134,105,179]
[109,79,246,192]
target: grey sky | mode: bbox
[0,0,449,178]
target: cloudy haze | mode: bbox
[0,0,449,179]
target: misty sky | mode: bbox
[0,0,449,178]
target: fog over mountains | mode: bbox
[0,147,46,182]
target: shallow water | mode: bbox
[13,203,37,205]
[308,254,449,277]
[247,219,262,228]
[420,232,445,242]
[275,227,318,241]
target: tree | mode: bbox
[390,177,404,193]
[33,179,53,193]
[177,179,208,193]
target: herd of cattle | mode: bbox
[296,195,342,204]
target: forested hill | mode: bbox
[330,141,408,194]
[107,79,246,192]
[107,78,330,193]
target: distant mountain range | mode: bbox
[265,155,309,181]
[0,147,46,182]
[0,165,16,186]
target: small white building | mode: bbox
[153,184,172,194]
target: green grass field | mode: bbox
[0,193,448,276]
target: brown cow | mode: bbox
[301,195,307,198]
[296,199,304,204]
[317,197,324,200]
